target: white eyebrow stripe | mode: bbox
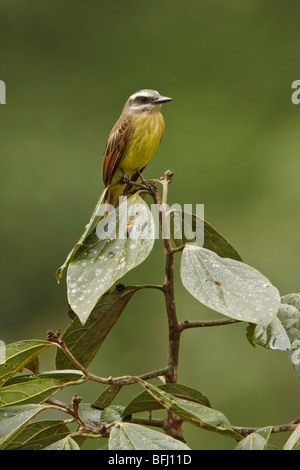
[131,93,149,99]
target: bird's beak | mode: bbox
[153,95,173,104]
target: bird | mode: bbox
[102,89,172,209]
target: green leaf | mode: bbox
[44,436,80,450]
[109,422,190,450]
[24,356,40,374]
[4,419,70,450]
[56,188,107,283]
[67,194,155,324]
[140,382,241,440]
[180,246,280,327]
[252,297,300,350]
[170,210,242,261]
[77,403,124,428]
[0,370,84,407]
[93,384,123,409]
[77,403,102,428]
[249,293,300,379]
[122,384,211,416]
[0,404,50,450]
[245,323,256,348]
[235,426,273,450]
[100,405,124,424]
[281,293,300,311]
[288,347,300,381]
[55,286,140,369]
[0,340,52,387]
[283,423,300,450]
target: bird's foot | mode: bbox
[117,171,130,185]
[138,171,155,192]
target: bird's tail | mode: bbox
[103,186,123,217]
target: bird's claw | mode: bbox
[117,172,130,185]
[138,171,155,192]
[142,180,155,192]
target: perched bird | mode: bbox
[102,89,172,208]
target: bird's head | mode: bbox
[123,89,172,114]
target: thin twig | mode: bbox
[179,318,241,331]
[45,397,76,418]
[149,171,184,440]
[150,174,180,384]
[130,417,165,428]
[48,331,171,386]
[170,245,186,255]
[136,284,165,292]
[233,421,299,437]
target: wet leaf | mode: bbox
[4,419,70,450]
[44,436,80,450]
[170,210,242,261]
[252,295,300,350]
[283,423,300,450]
[67,194,155,324]
[140,382,241,440]
[0,340,52,387]
[180,246,280,327]
[56,188,107,283]
[93,384,123,409]
[0,370,84,407]
[77,403,102,427]
[0,404,51,450]
[235,426,272,450]
[100,405,124,424]
[56,286,140,369]
[122,383,211,416]
[109,422,190,450]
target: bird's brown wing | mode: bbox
[102,118,133,187]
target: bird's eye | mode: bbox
[138,96,148,103]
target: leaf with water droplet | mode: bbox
[4,419,70,450]
[0,370,84,407]
[122,383,211,416]
[139,381,241,440]
[44,436,80,450]
[56,286,140,369]
[283,423,300,450]
[67,194,155,324]
[0,340,53,388]
[251,294,300,350]
[180,246,280,327]
[0,404,51,450]
[235,426,273,450]
[56,188,107,283]
[170,210,242,261]
[251,293,300,381]
[109,422,190,450]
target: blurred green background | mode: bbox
[1,0,300,450]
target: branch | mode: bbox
[136,283,165,292]
[130,417,165,428]
[148,171,184,441]
[47,329,170,385]
[150,171,180,384]
[179,318,241,331]
[233,420,300,437]
[170,245,185,255]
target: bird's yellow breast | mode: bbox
[119,110,165,176]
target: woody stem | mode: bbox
[151,171,183,439]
